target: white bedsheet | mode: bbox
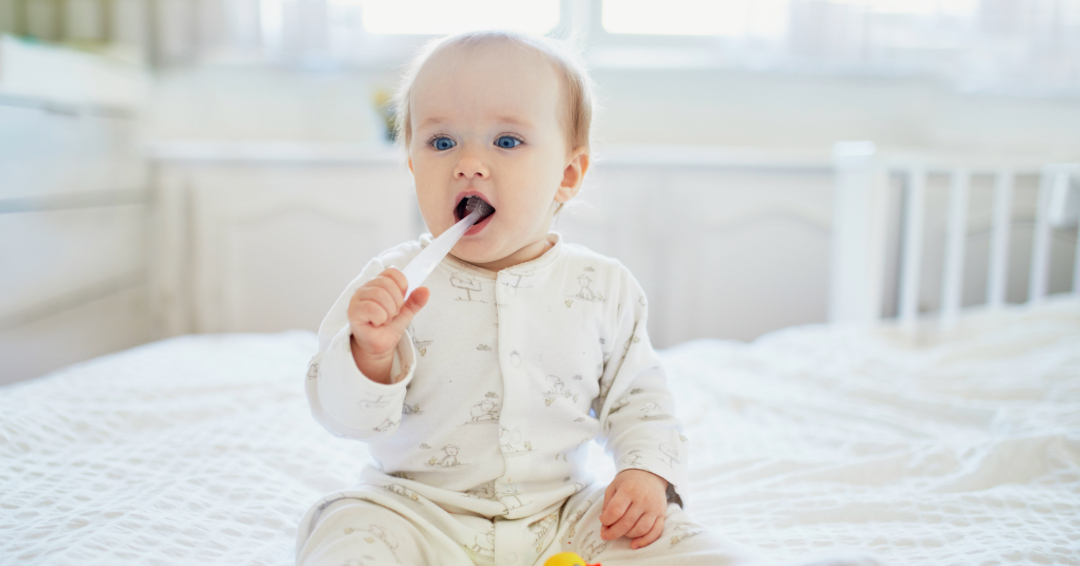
[1,298,1078,565]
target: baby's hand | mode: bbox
[599,469,669,549]
[347,268,429,384]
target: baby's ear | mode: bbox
[555,149,590,203]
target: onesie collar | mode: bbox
[419,232,564,280]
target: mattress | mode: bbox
[2,298,1078,565]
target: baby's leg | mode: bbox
[546,487,884,566]
[297,495,476,566]
[548,491,760,566]
[594,503,761,565]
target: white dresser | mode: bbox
[0,37,150,384]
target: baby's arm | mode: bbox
[594,268,689,548]
[305,256,427,440]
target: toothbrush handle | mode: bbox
[401,210,480,298]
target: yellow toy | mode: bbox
[543,551,600,566]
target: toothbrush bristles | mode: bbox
[465,196,493,218]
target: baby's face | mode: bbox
[407,43,585,271]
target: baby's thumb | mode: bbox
[390,287,429,333]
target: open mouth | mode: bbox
[455,196,496,223]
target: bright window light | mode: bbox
[352,0,560,35]
[603,0,789,38]
[839,0,978,16]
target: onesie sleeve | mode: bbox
[594,267,690,507]
[304,256,417,442]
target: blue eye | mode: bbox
[431,137,456,151]
[495,136,522,149]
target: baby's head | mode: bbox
[393,31,595,271]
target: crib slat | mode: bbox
[899,167,926,329]
[986,170,1014,307]
[940,169,969,328]
[829,142,888,324]
[1074,210,1080,298]
[1064,168,1080,298]
[1028,168,1054,303]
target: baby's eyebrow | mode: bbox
[415,115,535,131]
[416,117,446,130]
[494,116,535,129]
[494,116,533,126]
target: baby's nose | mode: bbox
[454,154,489,180]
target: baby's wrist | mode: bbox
[618,468,668,489]
[350,335,396,384]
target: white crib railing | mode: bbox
[830,142,1080,329]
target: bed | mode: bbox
[2,296,1078,565]
[3,147,1079,565]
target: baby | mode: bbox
[297,31,877,566]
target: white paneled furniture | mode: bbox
[150,142,418,336]
[0,38,149,385]
[0,103,149,385]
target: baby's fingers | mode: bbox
[380,267,409,295]
[600,488,631,527]
[631,515,665,550]
[601,502,643,541]
[352,286,398,326]
[368,272,407,310]
[625,513,657,540]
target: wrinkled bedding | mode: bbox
[2,298,1078,565]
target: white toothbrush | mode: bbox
[401,196,493,299]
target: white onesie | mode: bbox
[305,233,687,513]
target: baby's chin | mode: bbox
[453,235,555,273]
[448,243,507,270]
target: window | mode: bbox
[7,0,1073,96]
[602,0,788,38]
[597,0,1080,95]
[331,0,560,35]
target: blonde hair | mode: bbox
[392,31,595,154]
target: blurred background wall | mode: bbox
[1,0,1078,383]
